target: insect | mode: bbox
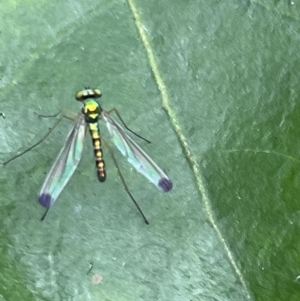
[3,88,172,224]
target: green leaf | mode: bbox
[1,0,300,300]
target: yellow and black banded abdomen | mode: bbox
[89,126,106,182]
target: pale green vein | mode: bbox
[126,0,251,298]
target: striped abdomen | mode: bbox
[89,123,106,182]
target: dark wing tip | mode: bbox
[159,178,173,192]
[38,193,53,208]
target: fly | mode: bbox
[3,88,172,224]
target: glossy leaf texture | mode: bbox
[1,1,300,300]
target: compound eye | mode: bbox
[93,89,102,98]
[75,90,84,100]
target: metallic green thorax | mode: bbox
[75,88,103,123]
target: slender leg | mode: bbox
[40,207,49,221]
[34,110,62,118]
[35,109,76,121]
[107,107,151,144]
[2,111,75,165]
[101,137,149,225]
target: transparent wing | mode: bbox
[102,111,172,192]
[38,112,87,209]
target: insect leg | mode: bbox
[2,111,75,165]
[101,137,149,225]
[106,108,151,144]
